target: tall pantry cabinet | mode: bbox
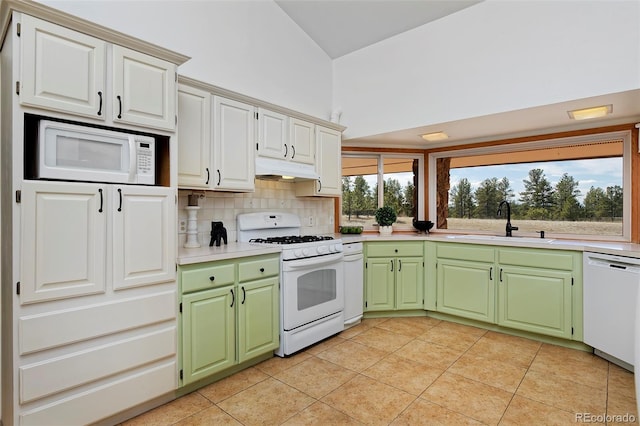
[0,3,189,425]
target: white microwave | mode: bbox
[37,120,155,185]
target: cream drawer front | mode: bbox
[238,256,280,282]
[20,327,176,403]
[181,263,235,293]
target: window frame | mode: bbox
[427,130,632,241]
[342,152,425,231]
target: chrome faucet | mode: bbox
[497,201,518,237]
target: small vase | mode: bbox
[379,225,393,236]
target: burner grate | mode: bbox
[249,235,334,245]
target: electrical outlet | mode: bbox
[179,219,187,232]
[308,216,314,226]
[329,215,334,225]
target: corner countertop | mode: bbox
[335,232,640,259]
[178,233,640,265]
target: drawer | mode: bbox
[497,248,575,270]
[366,242,423,257]
[238,255,280,282]
[181,262,235,293]
[437,243,495,263]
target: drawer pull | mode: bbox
[230,288,235,307]
[241,286,246,304]
[260,267,265,273]
[209,276,215,281]
[395,249,398,253]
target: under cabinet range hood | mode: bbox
[254,157,319,181]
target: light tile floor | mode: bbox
[123,317,638,425]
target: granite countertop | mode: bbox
[335,232,640,259]
[178,233,640,265]
[178,242,282,265]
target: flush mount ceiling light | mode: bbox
[567,104,612,120]
[421,131,448,142]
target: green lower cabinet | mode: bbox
[365,258,395,311]
[436,258,495,323]
[396,257,424,310]
[237,277,279,362]
[498,265,572,339]
[182,286,235,385]
[365,256,423,311]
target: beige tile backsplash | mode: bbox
[178,180,335,246]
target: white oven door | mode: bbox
[281,252,344,331]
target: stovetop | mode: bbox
[249,235,335,245]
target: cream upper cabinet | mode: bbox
[257,108,288,160]
[112,185,176,290]
[20,14,106,119]
[112,45,176,131]
[289,118,315,165]
[212,96,255,192]
[295,125,342,197]
[20,15,176,131]
[177,84,211,188]
[20,181,107,304]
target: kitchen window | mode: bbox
[342,153,424,231]
[428,130,632,240]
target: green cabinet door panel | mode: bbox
[498,266,572,339]
[365,257,395,311]
[238,277,279,362]
[182,286,235,385]
[396,257,424,310]
[437,258,495,323]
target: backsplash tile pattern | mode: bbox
[178,180,335,246]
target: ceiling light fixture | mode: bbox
[421,131,448,142]
[567,104,612,120]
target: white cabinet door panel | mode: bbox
[112,45,176,130]
[257,108,287,160]
[177,84,211,188]
[112,186,176,290]
[213,96,255,191]
[20,14,106,118]
[316,126,342,196]
[20,181,107,304]
[289,118,314,165]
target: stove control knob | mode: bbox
[294,249,303,258]
[329,244,337,252]
[317,245,328,254]
[302,248,310,257]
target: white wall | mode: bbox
[38,0,333,120]
[333,0,640,140]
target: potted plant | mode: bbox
[375,205,397,235]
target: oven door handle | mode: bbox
[283,252,344,270]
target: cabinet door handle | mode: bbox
[241,286,246,304]
[390,259,393,272]
[117,188,122,212]
[117,95,122,119]
[209,276,215,281]
[97,91,103,116]
[398,259,402,272]
[205,168,210,185]
[260,267,265,273]
[217,169,221,186]
[489,267,493,280]
[317,179,322,192]
[98,188,103,213]
[500,268,503,282]
[291,145,296,159]
[284,144,288,157]
[230,288,235,307]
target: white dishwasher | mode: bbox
[583,251,640,370]
[343,242,364,328]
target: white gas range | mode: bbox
[237,212,344,356]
